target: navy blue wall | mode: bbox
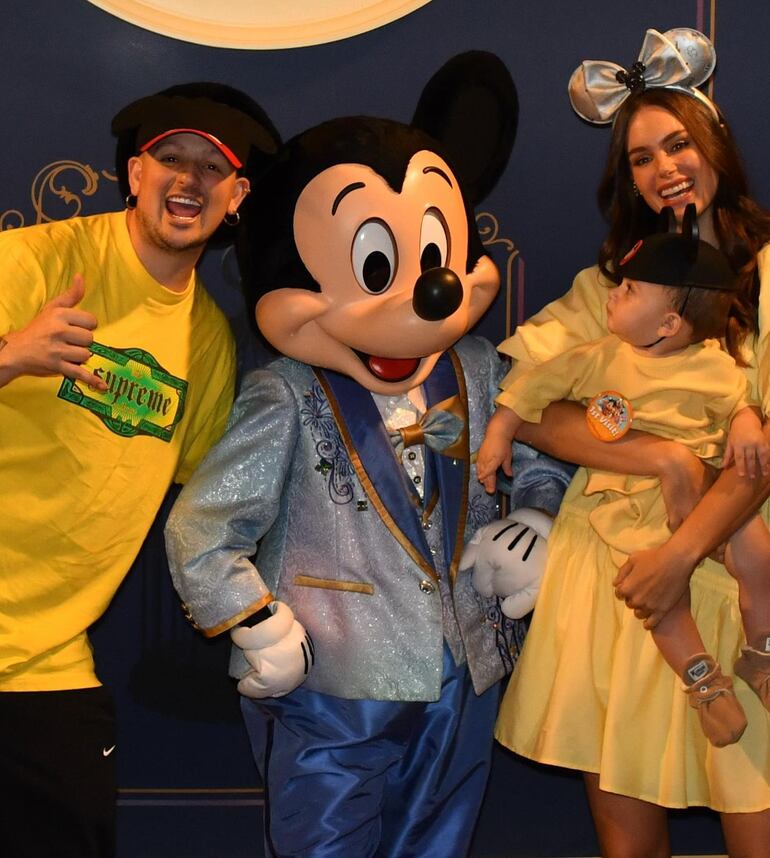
[4,2,769,855]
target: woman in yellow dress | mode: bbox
[493,28,770,858]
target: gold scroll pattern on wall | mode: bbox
[0,161,117,231]
[477,211,521,340]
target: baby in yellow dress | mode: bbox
[479,208,770,748]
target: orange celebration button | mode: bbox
[586,391,633,442]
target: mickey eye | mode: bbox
[351,219,397,294]
[419,208,449,272]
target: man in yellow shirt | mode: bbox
[0,82,279,858]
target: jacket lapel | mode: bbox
[315,367,436,579]
[423,350,470,583]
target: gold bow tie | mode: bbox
[390,394,467,460]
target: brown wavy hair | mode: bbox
[597,88,770,361]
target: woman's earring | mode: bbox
[125,194,138,210]
[224,211,240,226]
[632,182,640,198]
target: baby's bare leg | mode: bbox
[650,592,746,746]
[650,591,703,675]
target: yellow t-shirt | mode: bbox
[0,211,235,690]
[498,335,751,459]
[497,335,752,563]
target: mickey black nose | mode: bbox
[412,268,463,321]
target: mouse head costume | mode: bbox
[236,51,517,394]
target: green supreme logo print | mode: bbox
[58,343,188,442]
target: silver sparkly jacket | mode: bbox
[165,336,570,702]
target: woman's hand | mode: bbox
[613,540,697,629]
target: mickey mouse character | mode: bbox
[166,53,566,857]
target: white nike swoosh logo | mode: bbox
[102,745,116,757]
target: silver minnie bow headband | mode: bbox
[568,27,717,124]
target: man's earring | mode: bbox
[125,194,138,210]
[224,211,240,226]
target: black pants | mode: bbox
[0,687,116,858]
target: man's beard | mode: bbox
[135,206,210,254]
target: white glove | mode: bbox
[460,507,552,619]
[230,601,314,699]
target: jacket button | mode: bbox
[419,579,436,594]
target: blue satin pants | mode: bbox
[241,645,499,858]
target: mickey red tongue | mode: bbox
[367,355,420,382]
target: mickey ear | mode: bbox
[657,205,678,234]
[411,51,518,204]
[682,202,699,243]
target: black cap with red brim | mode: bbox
[111,89,279,171]
[139,128,243,168]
